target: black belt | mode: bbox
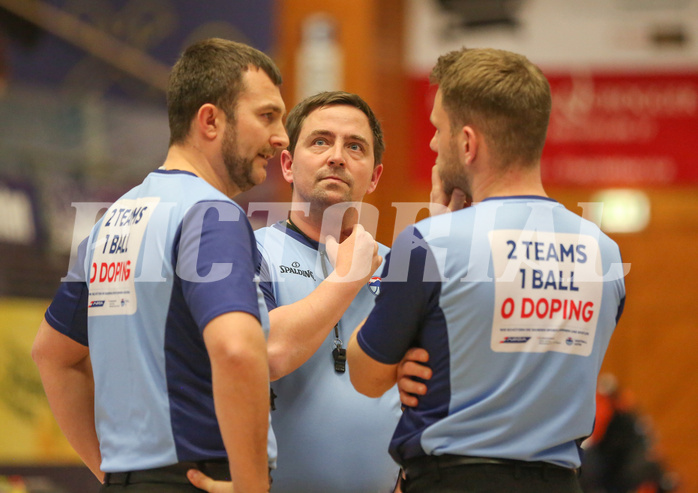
[104,460,231,485]
[402,454,577,481]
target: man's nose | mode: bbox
[271,123,289,150]
[327,144,345,166]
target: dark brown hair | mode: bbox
[167,38,282,145]
[285,91,385,166]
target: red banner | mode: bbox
[409,71,698,187]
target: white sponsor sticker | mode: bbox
[88,198,160,316]
[489,230,603,356]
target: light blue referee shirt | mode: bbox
[256,221,401,493]
[46,170,275,472]
[357,196,626,469]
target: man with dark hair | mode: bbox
[283,91,385,166]
[189,91,418,493]
[32,38,288,492]
[348,47,626,493]
[255,91,397,492]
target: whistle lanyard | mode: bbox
[286,219,346,373]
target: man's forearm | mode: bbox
[347,325,399,398]
[33,321,103,480]
[205,312,271,493]
[212,352,269,492]
[267,274,365,380]
[42,360,102,478]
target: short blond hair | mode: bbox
[430,48,551,168]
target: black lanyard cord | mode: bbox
[286,219,346,373]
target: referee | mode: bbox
[347,48,626,493]
[32,39,288,492]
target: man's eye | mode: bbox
[313,139,327,146]
[348,143,363,152]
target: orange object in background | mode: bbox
[580,374,679,493]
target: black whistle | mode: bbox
[270,387,277,411]
[332,347,346,373]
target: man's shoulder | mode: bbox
[255,223,282,241]
[256,223,319,268]
[392,209,476,248]
[255,223,290,253]
[117,171,241,218]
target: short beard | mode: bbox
[310,188,353,212]
[439,137,471,197]
[222,124,256,192]
[440,170,471,198]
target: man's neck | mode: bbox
[471,162,547,202]
[163,144,242,198]
[288,205,358,243]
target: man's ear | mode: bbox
[195,103,223,141]
[365,163,384,195]
[461,125,478,166]
[280,149,294,185]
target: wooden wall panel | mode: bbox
[550,187,698,493]
[273,0,411,246]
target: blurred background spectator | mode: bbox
[581,374,679,493]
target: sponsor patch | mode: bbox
[500,336,531,344]
[279,260,316,280]
[368,276,381,295]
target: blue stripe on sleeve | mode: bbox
[175,200,261,332]
[44,237,90,346]
[357,226,441,365]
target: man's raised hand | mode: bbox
[325,224,382,283]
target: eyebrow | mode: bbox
[260,104,285,117]
[307,129,371,146]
